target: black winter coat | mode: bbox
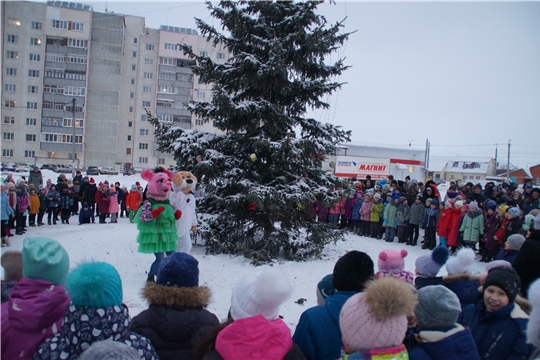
[513,233,540,299]
[130,283,219,360]
[83,183,97,204]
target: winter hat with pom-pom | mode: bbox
[415,285,461,329]
[446,248,476,275]
[339,277,416,352]
[157,252,199,288]
[332,251,374,292]
[89,177,95,184]
[526,279,540,348]
[377,249,407,274]
[415,246,449,277]
[22,237,69,285]
[78,340,140,360]
[230,268,292,321]
[67,262,123,308]
[455,200,464,208]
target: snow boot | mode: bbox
[48,219,52,225]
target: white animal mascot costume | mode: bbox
[170,171,198,253]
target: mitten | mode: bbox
[174,210,182,220]
[151,206,165,218]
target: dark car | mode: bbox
[123,168,136,176]
[86,166,100,175]
[41,164,55,170]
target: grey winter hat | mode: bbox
[78,340,140,360]
[415,285,461,329]
[506,234,526,251]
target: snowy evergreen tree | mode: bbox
[149,0,352,263]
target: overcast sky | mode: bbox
[56,0,540,168]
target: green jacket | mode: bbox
[383,203,398,228]
[370,200,383,222]
[459,210,484,243]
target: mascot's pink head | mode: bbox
[141,167,174,201]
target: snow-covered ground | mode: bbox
[3,170,484,332]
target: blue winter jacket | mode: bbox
[293,291,356,360]
[421,208,439,229]
[352,199,363,221]
[1,192,14,221]
[443,275,481,309]
[495,249,518,264]
[458,300,532,360]
[409,325,480,360]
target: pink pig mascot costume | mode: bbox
[135,167,181,283]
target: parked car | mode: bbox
[86,166,100,175]
[123,168,136,176]
[41,164,55,171]
[15,163,31,173]
[99,167,119,175]
[54,164,71,173]
[1,163,17,172]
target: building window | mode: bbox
[157,114,173,122]
[141,115,148,122]
[130,78,135,85]
[26,118,37,126]
[143,72,153,79]
[197,91,205,99]
[127,135,132,141]
[140,129,149,136]
[132,51,137,57]
[435,174,441,179]
[157,85,175,93]
[158,158,165,165]
[62,118,84,128]
[4,100,16,108]
[4,84,16,92]
[142,86,152,93]
[133,38,138,44]
[452,162,459,168]
[29,53,40,61]
[476,176,481,180]
[142,101,151,107]
[71,22,84,31]
[3,133,15,141]
[146,44,155,51]
[128,121,133,127]
[28,86,39,93]
[67,54,87,63]
[129,92,134,99]
[31,21,43,30]
[2,149,13,157]
[4,117,15,125]
[144,58,154,65]
[28,70,40,77]
[157,100,173,108]
[159,57,175,66]
[67,39,87,48]
[26,134,37,142]
[139,157,148,164]
[7,35,18,43]
[463,175,467,180]
[195,118,204,126]
[64,87,85,96]
[158,71,176,80]
[5,67,17,76]
[450,175,455,180]
[27,102,38,110]
[44,85,64,94]
[131,64,136,71]
[6,51,18,59]
[40,133,83,144]
[126,148,132,155]
[51,19,68,29]
[199,51,208,57]
[30,37,41,45]
[164,42,178,51]
[8,18,21,26]
[216,52,225,59]
[25,150,36,158]
[139,143,149,150]
[129,106,134,113]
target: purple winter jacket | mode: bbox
[17,193,29,213]
[1,278,69,360]
[344,196,355,220]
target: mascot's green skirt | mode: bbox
[135,198,178,254]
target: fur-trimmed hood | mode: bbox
[142,283,211,308]
[443,273,480,284]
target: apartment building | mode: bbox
[1,0,227,169]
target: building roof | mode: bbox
[443,158,494,174]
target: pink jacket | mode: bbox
[1,278,69,360]
[108,193,119,213]
[360,200,372,221]
[329,201,343,215]
[215,315,293,360]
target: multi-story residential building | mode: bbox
[1,0,227,169]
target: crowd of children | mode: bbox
[0,172,145,246]
[2,234,540,360]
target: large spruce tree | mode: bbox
[150,0,352,263]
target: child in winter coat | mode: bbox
[59,187,73,224]
[37,187,47,226]
[46,184,60,225]
[447,200,463,252]
[351,191,363,234]
[126,184,142,223]
[15,184,29,235]
[359,192,372,236]
[495,233,525,264]
[396,197,410,243]
[78,202,95,225]
[443,248,481,308]
[1,237,70,360]
[505,207,523,241]
[108,185,119,223]
[408,194,425,246]
[437,200,454,248]
[35,261,159,360]
[422,198,439,250]
[375,248,414,284]
[370,193,383,238]
[414,246,449,290]
[131,253,219,360]
[481,200,499,262]
[314,194,329,223]
[343,189,356,231]
[96,183,110,224]
[460,201,484,250]
[458,267,533,360]
[338,277,416,359]
[378,193,393,239]
[28,188,40,227]
[409,285,480,360]
[383,194,400,242]
[198,268,304,360]
[328,198,343,228]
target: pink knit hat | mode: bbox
[339,277,416,352]
[377,249,407,274]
